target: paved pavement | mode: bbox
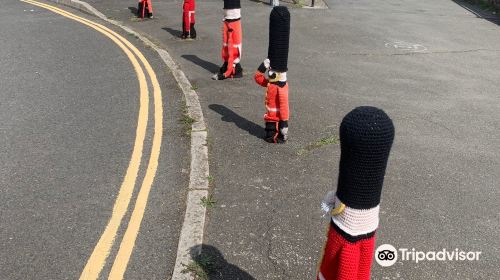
[0,1,188,279]
[5,0,500,279]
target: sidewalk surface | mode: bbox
[82,0,499,278]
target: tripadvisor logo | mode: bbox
[375,244,482,267]
[375,244,398,267]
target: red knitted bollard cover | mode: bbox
[318,226,375,280]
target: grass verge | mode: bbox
[297,135,339,155]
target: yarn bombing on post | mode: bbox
[317,106,395,280]
[181,0,196,40]
[137,0,153,19]
[254,6,291,144]
[212,0,244,80]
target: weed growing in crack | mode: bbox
[200,195,217,208]
[293,0,305,8]
[180,103,195,136]
[181,254,215,280]
[207,175,215,184]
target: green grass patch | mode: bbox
[181,115,196,126]
[297,135,339,155]
[181,254,216,280]
[207,175,215,183]
[180,115,195,136]
[179,103,195,136]
[200,194,217,208]
[466,0,499,12]
[293,0,305,8]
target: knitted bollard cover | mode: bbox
[318,106,394,280]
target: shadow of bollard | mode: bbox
[184,244,256,280]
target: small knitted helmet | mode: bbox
[268,6,290,72]
[224,0,241,9]
[336,106,395,209]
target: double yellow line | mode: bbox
[20,1,164,279]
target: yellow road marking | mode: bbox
[19,0,149,278]
[21,1,164,279]
[107,20,163,280]
[108,68,163,280]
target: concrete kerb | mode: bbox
[45,1,210,279]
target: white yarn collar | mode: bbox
[224,9,241,20]
[331,195,380,236]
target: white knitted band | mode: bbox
[331,195,379,236]
[277,72,287,82]
[224,9,241,20]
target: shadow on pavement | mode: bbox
[181,54,220,73]
[209,104,265,140]
[452,0,500,25]
[162,27,182,38]
[189,244,256,280]
[128,6,137,16]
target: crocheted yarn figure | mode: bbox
[254,6,290,143]
[137,0,153,19]
[181,0,196,39]
[317,106,395,280]
[212,0,243,80]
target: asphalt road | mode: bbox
[83,0,500,279]
[0,1,188,279]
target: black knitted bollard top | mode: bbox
[224,0,240,9]
[268,6,290,72]
[336,106,395,210]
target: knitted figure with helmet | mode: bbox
[212,0,243,80]
[254,6,290,143]
[317,106,395,280]
[137,0,153,19]
[181,0,196,39]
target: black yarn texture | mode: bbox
[268,6,290,72]
[336,106,395,209]
[224,0,241,9]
